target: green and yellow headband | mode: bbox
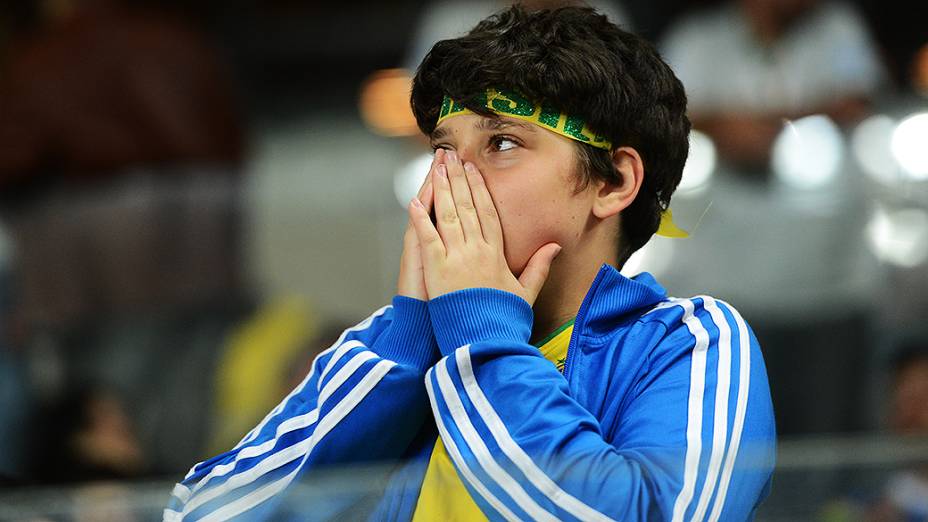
[435,88,688,238]
[438,88,613,150]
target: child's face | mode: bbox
[430,114,599,275]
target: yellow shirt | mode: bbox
[412,321,574,521]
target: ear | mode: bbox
[592,146,644,219]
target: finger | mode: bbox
[465,162,503,246]
[406,174,434,237]
[416,148,442,202]
[401,178,435,272]
[409,196,446,261]
[432,162,465,249]
[403,181,432,254]
[407,150,440,232]
[420,176,434,214]
[399,153,440,299]
[400,188,432,300]
[518,243,562,304]
[406,181,434,250]
[445,152,481,243]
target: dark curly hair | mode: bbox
[410,5,690,264]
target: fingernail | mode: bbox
[447,150,457,163]
[463,162,475,173]
[437,164,447,178]
[411,197,423,208]
[555,245,563,256]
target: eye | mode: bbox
[490,135,520,152]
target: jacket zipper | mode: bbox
[562,265,609,382]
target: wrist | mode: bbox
[373,295,438,371]
[428,288,533,356]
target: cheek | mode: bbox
[492,188,572,273]
[484,180,535,271]
[482,157,583,272]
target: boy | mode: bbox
[165,6,776,521]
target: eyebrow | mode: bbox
[476,117,537,133]
[430,116,536,142]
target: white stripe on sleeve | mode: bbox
[425,367,524,522]
[434,358,559,522]
[318,339,367,388]
[180,358,395,518]
[670,298,710,522]
[178,345,376,504]
[318,350,378,405]
[707,302,752,522]
[198,360,396,522]
[454,347,615,522]
[229,305,389,453]
[690,296,732,522]
[174,409,319,506]
[170,484,191,505]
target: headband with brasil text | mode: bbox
[436,88,688,238]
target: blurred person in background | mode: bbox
[0,0,248,481]
[821,337,928,521]
[167,5,775,521]
[32,382,146,484]
[866,339,928,521]
[0,0,245,326]
[660,0,888,436]
[404,0,631,71]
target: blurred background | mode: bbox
[0,0,926,520]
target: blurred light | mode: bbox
[394,153,433,208]
[677,130,716,196]
[771,114,844,190]
[866,206,928,268]
[359,69,419,137]
[851,114,899,185]
[620,237,675,279]
[891,112,928,180]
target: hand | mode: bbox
[408,150,561,305]
[397,149,441,299]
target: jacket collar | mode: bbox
[576,264,668,339]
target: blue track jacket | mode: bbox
[165,264,776,521]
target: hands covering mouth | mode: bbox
[397,148,562,306]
